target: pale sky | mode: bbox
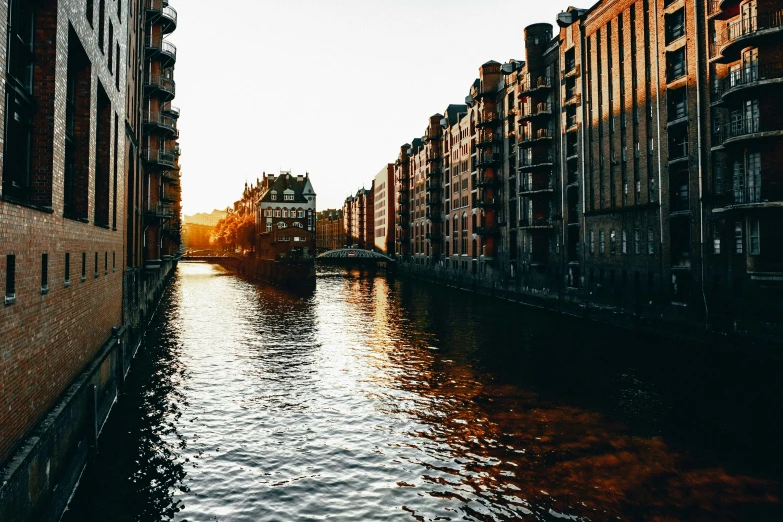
[175,0,577,215]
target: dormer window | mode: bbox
[271,193,277,201]
[284,193,294,201]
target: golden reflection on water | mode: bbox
[332,268,780,521]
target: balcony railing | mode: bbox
[519,217,553,228]
[147,202,174,218]
[475,226,499,236]
[519,179,554,194]
[143,111,177,133]
[717,61,783,98]
[707,1,721,17]
[143,148,178,169]
[146,35,177,62]
[519,155,554,169]
[144,74,176,98]
[520,75,552,95]
[714,116,782,144]
[718,10,783,57]
[476,112,501,127]
[519,102,553,120]
[163,104,180,118]
[730,185,763,205]
[146,1,178,32]
[476,174,500,188]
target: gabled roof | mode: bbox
[258,173,314,204]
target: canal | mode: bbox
[63,262,782,521]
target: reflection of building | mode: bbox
[343,186,375,249]
[316,209,345,252]
[254,172,317,260]
[374,165,395,255]
[367,0,783,339]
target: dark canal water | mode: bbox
[63,262,783,521]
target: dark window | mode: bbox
[65,27,92,220]
[117,0,122,18]
[94,84,111,226]
[112,251,116,271]
[98,0,105,52]
[104,252,108,274]
[667,87,687,121]
[113,113,119,229]
[3,0,35,203]
[108,23,113,70]
[666,48,686,82]
[94,252,99,277]
[5,255,16,302]
[665,9,685,44]
[86,0,94,25]
[115,42,121,90]
[65,253,71,285]
[41,253,48,290]
[81,252,86,281]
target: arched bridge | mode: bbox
[316,248,395,264]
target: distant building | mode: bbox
[316,209,345,253]
[343,186,374,250]
[182,210,227,250]
[374,165,395,255]
[254,172,317,260]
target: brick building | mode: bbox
[379,0,783,338]
[316,208,345,253]
[373,164,395,255]
[0,1,184,519]
[343,186,374,249]
[254,172,317,260]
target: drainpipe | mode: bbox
[653,0,666,307]
[579,20,590,313]
[693,0,709,330]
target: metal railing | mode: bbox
[716,61,783,97]
[720,10,783,46]
[144,73,176,95]
[730,185,763,204]
[143,111,177,133]
[146,35,177,60]
[519,179,554,193]
[143,148,177,168]
[148,202,174,218]
[519,154,554,168]
[519,217,553,228]
[707,1,720,16]
[714,116,781,143]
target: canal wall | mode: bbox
[0,259,178,522]
[400,263,780,346]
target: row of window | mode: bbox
[3,251,116,305]
[264,208,306,218]
[589,228,656,256]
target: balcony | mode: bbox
[145,202,175,219]
[476,153,502,168]
[518,102,552,122]
[163,104,180,118]
[425,209,443,220]
[518,154,554,171]
[145,35,177,66]
[476,112,501,128]
[715,184,783,211]
[161,187,179,202]
[475,226,499,237]
[474,197,499,209]
[519,127,553,147]
[143,73,176,100]
[519,179,554,196]
[519,75,552,96]
[477,132,502,147]
[475,174,500,188]
[718,61,783,101]
[143,111,178,135]
[714,116,783,146]
[161,170,180,182]
[519,218,553,229]
[145,0,178,34]
[562,63,581,79]
[714,10,783,63]
[143,148,178,170]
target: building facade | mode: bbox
[343,186,374,250]
[254,172,316,260]
[377,0,783,339]
[0,1,184,519]
[373,165,395,255]
[316,209,345,253]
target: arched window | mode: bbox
[282,209,288,218]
